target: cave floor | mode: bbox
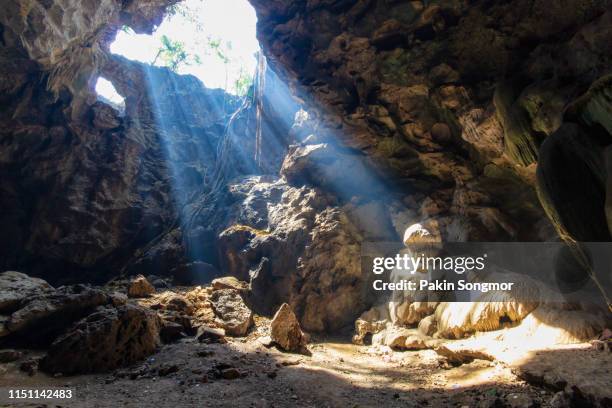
[1,334,561,408]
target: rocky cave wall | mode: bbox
[0,0,298,285]
[1,0,612,332]
[252,0,612,243]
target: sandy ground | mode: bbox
[0,332,561,408]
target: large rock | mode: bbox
[1,284,109,345]
[210,289,253,337]
[218,176,368,332]
[0,271,53,314]
[127,275,156,298]
[41,304,161,375]
[270,303,308,352]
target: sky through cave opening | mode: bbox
[95,0,259,102]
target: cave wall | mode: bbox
[0,0,297,284]
[1,0,612,330]
[251,0,612,243]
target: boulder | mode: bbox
[210,289,253,336]
[0,272,53,314]
[127,275,156,298]
[270,303,308,352]
[2,285,109,345]
[41,304,161,375]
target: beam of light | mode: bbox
[109,0,259,95]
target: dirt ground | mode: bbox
[0,329,563,408]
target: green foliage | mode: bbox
[153,35,198,71]
[234,67,254,97]
[152,0,255,96]
[207,38,230,64]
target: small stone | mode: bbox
[127,275,155,298]
[158,364,179,377]
[220,368,241,380]
[430,123,452,143]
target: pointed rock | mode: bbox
[270,303,308,352]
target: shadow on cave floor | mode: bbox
[0,331,568,408]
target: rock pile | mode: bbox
[0,271,163,374]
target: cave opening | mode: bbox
[108,0,259,96]
[94,77,125,111]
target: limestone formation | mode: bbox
[218,176,366,332]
